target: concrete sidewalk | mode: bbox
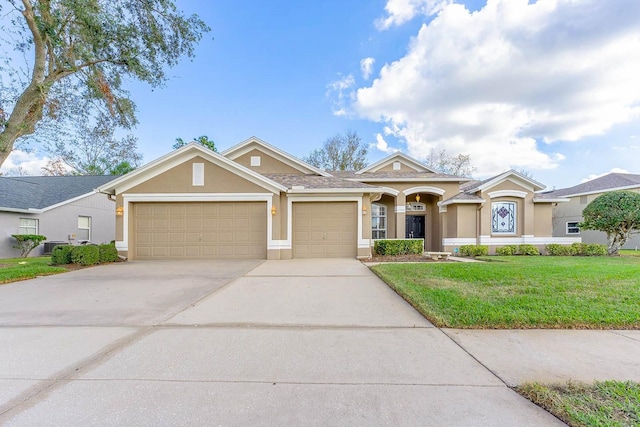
[5,258,633,425]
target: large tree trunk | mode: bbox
[607,230,629,255]
[0,84,48,167]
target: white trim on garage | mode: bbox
[279,196,368,251]
[117,193,275,252]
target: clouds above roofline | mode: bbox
[346,0,640,176]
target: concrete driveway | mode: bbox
[0,259,562,426]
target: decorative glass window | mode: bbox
[19,218,38,234]
[78,216,91,241]
[371,203,387,239]
[491,202,516,234]
[566,222,580,234]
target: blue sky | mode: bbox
[4,0,640,190]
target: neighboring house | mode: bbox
[97,137,573,260]
[542,173,640,250]
[0,175,117,258]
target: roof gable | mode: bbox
[221,136,330,177]
[356,152,435,174]
[98,143,287,195]
[464,170,545,193]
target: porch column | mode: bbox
[396,192,406,239]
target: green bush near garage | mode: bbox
[70,245,100,266]
[374,239,424,256]
[98,243,119,263]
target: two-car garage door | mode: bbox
[133,202,267,259]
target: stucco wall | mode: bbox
[553,189,640,249]
[233,149,303,174]
[1,192,115,258]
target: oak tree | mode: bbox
[0,0,210,168]
[304,131,368,171]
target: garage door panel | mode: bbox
[133,202,266,259]
[293,202,357,259]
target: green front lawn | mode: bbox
[0,257,67,284]
[518,381,640,427]
[371,256,640,329]
[620,249,640,258]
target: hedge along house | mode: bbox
[97,137,573,260]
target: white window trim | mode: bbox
[491,201,517,235]
[566,221,580,235]
[19,218,38,235]
[78,216,92,242]
[372,203,387,239]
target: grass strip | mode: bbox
[518,381,640,427]
[0,257,67,284]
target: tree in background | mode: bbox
[47,114,142,175]
[579,191,640,255]
[0,0,210,168]
[173,136,217,152]
[425,148,475,177]
[304,131,368,171]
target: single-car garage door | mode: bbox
[292,202,357,258]
[133,202,267,259]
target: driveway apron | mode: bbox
[0,259,563,426]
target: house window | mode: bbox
[567,221,580,234]
[491,202,516,234]
[371,203,387,239]
[78,216,91,242]
[19,218,38,235]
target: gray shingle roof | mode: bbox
[541,173,640,197]
[262,174,377,190]
[441,192,484,204]
[0,175,117,210]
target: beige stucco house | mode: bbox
[98,137,573,260]
[543,172,640,249]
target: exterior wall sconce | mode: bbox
[116,206,124,217]
[271,205,277,215]
[362,205,367,215]
[415,194,421,203]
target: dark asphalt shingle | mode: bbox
[0,175,117,210]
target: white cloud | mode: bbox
[0,150,51,176]
[353,0,640,176]
[375,0,450,30]
[581,168,630,183]
[374,133,400,154]
[327,74,356,117]
[360,57,376,80]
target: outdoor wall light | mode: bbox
[271,205,277,215]
[116,206,124,217]
[415,194,421,203]
[362,205,367,215]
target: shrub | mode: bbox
[584,243,607,256]
[570,242,607,256]
[571,242,587,256]
[71,245,100,266]
[460,245,489,257]
[546,244,575,256]
[518,244,540,256]
[98,243,119,263]
[11,234,47,258]
[51,244,73,265]
[374,239,424,256]
[495,245,517,256]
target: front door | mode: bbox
[405,215,425,239]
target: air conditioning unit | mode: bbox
[43,241,68,255]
